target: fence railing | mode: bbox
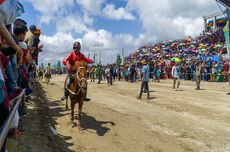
[151,72,229,80]
[0,90,25,149]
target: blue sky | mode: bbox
[19,0,220,64]
[21,1,143,37]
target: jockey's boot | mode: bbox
[60,89,69,101]
[61,76,71,101]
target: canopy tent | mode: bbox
[216,0,230,9]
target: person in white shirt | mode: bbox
[105,66,110,84]
[171,62,180,91]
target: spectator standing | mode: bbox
[109,64,113,85]
[172,62,180,91]
[195,61,202,90]
[97,64,102,84]
[105,65,110,84]
[138,60,150,99]
[130,64,135,83]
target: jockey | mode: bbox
[44,63,51,76]
[61,42,93,101]
[38,64,43,73]
[46,63,51,70]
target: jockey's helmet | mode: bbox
[73,42,81,50]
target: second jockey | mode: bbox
[61,42,93,101]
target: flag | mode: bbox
[0,0,6,4]
[223,21,230,57]
[16,1,25,17]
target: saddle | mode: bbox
[38,71,43,76]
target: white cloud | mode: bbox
[127,0,219,40]
[76,0,135,21]
[102,4,135,20]
[38,32,76,64]
[28,0,75,24]
[29,0,220,64]
[79,30,138,64]
[56,15,89,34]
[83,13,94,25]
[76,0,105,15]
[38,30,140,64]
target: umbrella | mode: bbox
[199,49,205,55]
[215,44,222,48]
[171,57,181,63]
[179,43,186,46]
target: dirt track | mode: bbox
[16,75,230,152]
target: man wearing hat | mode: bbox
[32,28,43,65]
[61,42,93,101]
[138,59,150,99]
[24,25,36,53]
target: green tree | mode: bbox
[116,54,122,65]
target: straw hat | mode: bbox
[141,59,147,65]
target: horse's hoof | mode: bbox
[78,128,84,134]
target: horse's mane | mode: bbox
[73,61,88,71]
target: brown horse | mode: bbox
[37,70,43,82]
[65,61,88,131]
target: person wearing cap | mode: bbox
[14,25,32,89]
[32,28,43,65]
[61,42,93,101]
[24,25,36,53]
[138,60,150,99]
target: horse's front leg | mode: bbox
[71,101,75,121]
[77,100,84,131]
[65,97,69,110]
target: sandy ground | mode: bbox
[14,75,230,152]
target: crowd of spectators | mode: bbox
[86,26,229,93]
[0,1,43,151]
[123,27,229,82]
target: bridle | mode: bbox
[66,66,87,95]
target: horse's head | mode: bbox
[74,61,88,92]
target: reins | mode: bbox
[66,66,87,95]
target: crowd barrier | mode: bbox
[150,72,229,77]
[0,90,25,149]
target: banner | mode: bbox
[201,56,220,63]
[223,21,230,57]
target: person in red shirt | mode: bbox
[63,42,92,70]
[61,42,93,101]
